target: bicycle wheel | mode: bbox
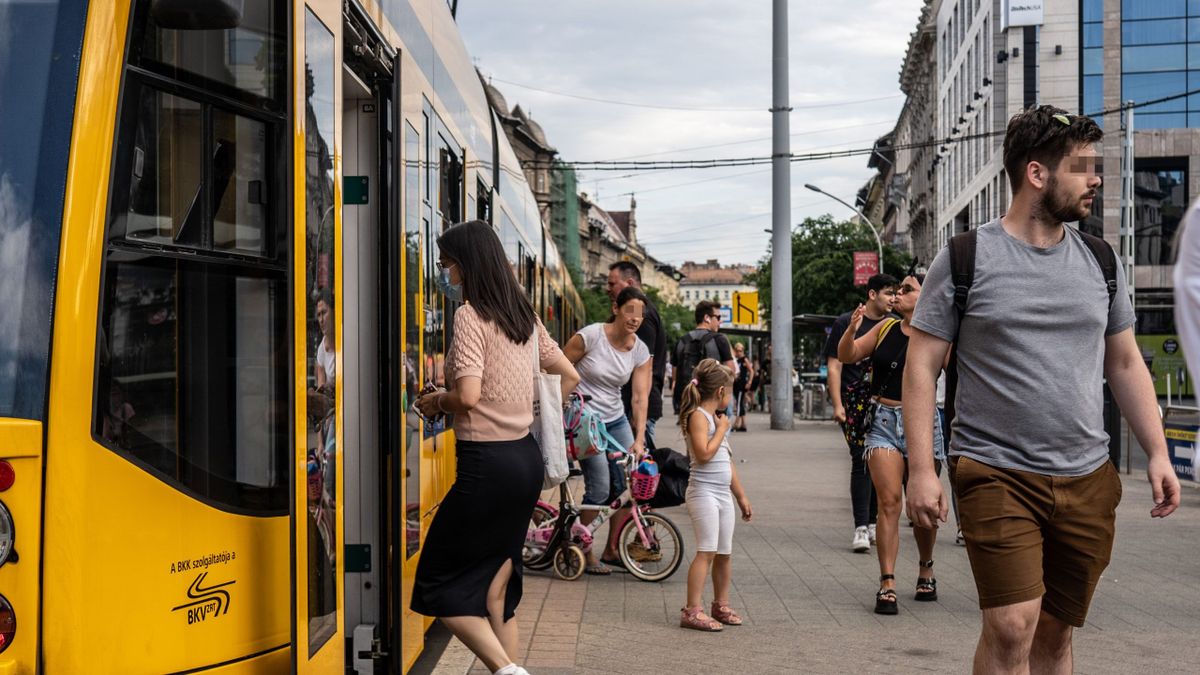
[617,511,684,582]
[552,545,586,581]
[523,503,557,569]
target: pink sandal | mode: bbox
[710,601,743,626]
[680,606,723,631]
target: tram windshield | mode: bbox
[0,0,87,420]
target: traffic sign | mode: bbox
[718,306,733,327]
[732,291,759,325]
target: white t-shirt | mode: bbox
[574,322,651,422]
[1176,198,1200,384]
[317,337,335,384]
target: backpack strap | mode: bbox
[1076,229,1119,309]
[874,318,901,350]
[948,229,978,324]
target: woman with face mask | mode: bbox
[838,269,947,617]
[410,221,580,675]
[562,286,653,575]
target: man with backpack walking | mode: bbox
[673,300,735,414]
[904,106,1181,674]
[824,273,897,553]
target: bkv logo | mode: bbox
[171,572,236,625]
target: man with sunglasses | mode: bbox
[672,300,735,413]
[824,273,898,553]
[904,105,1180,674]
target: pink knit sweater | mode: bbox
[445,304,564,441]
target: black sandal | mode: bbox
[915,560,938,602]
[875,574,898,615]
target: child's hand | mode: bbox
[715,414,730,434]
[738,496,753,522]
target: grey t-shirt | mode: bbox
[912,220,1135,476]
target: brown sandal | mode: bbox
[680,606,723,631]
[711,601,743,625]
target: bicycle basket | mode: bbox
[630,457,660,501]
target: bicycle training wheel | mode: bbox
[553,545,586,581]
[524,503,557,570]
[617,512,684,582]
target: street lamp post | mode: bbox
[769,0,793,431]
[804,183,884,265]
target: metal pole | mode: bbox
[770,0,793,430]
[806,184,884,265]
[1122,102,1136,316]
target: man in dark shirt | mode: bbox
[822,273,897,553]
[608,261,668,446]
[671,300,736,413]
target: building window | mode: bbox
[1117,0,1200,129]
[1134,158,1188,265]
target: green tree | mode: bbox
[747,214,912,321]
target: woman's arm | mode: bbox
[544,354,580,401]
[629,361,652,454]
[837,319,884,364]
[563,332,587,365]
[414,375,481,418]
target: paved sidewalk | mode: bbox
[444,411,1200,674]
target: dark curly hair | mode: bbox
[1003,105,1103,195]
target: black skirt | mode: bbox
[410,434,543,621]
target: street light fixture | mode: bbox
[803,183,884,265]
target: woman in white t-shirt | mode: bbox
[563,286,653,574]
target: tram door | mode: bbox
[294,2,345,671]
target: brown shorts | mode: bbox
[950,456,1122,627]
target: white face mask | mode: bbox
[436,265,462,302]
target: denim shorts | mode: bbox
[863,403,945,461]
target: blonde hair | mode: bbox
[676,358,735,431]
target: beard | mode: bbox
[1039,174,1096,223]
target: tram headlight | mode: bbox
[0,501,13,567]
[0,594,14,652]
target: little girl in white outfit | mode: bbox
[678,358,753,632]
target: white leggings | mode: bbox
[686,483,735,555]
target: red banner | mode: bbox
[853,252,879,286]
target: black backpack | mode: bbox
[672,330,718,407]
[943,228,1119,433]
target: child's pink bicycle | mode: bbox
[523,452,684,582]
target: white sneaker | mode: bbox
[955,528,965,546]
[867,523,877,545]
[852,526,870,553]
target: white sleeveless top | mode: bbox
[688,408,732,486]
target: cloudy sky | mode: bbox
[458,0,927,268]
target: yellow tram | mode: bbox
[1,0,582,672]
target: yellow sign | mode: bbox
[732,291,759,325]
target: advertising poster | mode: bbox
[1135,334,1192,398]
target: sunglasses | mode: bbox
[897,284,918,295]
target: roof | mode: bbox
[609,211,631,240]
[678,260,756,285]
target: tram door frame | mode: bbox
[293,0,346,671]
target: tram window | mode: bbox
[477,178,491,223]
[404,121,421,558]
[437,142,462,227]
[94,255,289,514]
[212,110,268,255]
[132,0,284,108]
[119,84,276,257]
[124,89,204,246]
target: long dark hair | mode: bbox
[437,220,537,343]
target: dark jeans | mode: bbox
[850,442,878,528]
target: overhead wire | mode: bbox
[526,89,1200,172]
[486,75,904,112]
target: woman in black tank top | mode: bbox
[836,273,946,616]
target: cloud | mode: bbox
[458,0,926,265]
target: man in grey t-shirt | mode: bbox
[903,106,1180,674]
